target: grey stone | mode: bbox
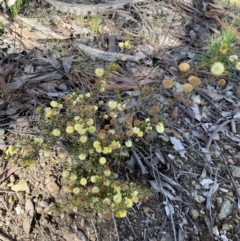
[218,199,233,220]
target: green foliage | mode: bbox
[8,0,23,18]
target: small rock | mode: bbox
[233,153,240,161]
[216,197,223,209]
[227,159,235,165]
[222,223,231,231]
[189,209,199,220]
[218,199,233,220]
[230,166,240,178]
[143,207,150,213]
[194,195,205,204]
[11,180,29,193]
[212,226,219,236]
[46,181,59,196]
[38,200,50,208]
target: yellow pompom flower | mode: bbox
[80,136,88,143]
[74,123,82,132]
[115,210,127,218]
[52,129,61,137]
[220,43,228,53]
[104,170,111,177]
[108,100,118,109]
[50,100,58,108]
[73,187,80,194]
[90,175,99,183]
[235,62,240,71]
[62,170,70,178]
[69,174,77,181]
[93,141,101,149]
[162,79,174,89]
[125,198,133,208]
[182,83,193,93]
[119,42,124,48]
[99,157,107,165]
[103,146,112,154]
[66,126,74,134]
[88,126,96,133]
[79,153,86,160]
[92,186,100,194]
[229,55,238,62]
[125,140,132,148]
[95,68,105,77]
[178,62,190,72]
[87,119,94,126]
[78,128,87,135]
[80,178,87,186]
[210,62,225,76]
[5,145,14,156]
[156,122,164,134]
[103,198,111,205]
[124,41,131,49]
[113,193,122,204]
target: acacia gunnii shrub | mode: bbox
[5,68,165,219]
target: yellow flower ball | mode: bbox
[50,100,58,108]
[188,76,201,87]
[178,62,190,72]
[104,170,111,177]
[235,62,240,71]
[228,55,238,62]
[80,136,88,143]
[125,140,132,148]
[5,145,14,156]
[125,198,133,208]
[87,119,94,126]
[73,187,80,194]
[113,193,122,204]
[108,100,118,109]
[99,157,107,165]
[162,79,174,89]
[88,126,96,133]
[90,175,99,183]
[69,174,77,180]
[80,178,87,186]
[95,68,105,77]
[66,126,74,134]
[92,186,100,194]
[78,128,87,135]
[156,122,164,134]
[74,123,83,132]
[210,62,225,76]
[115,210,127,218]
[85,93,91,98]
[103,146,112,154]
[220,43,228,53]
[93,141,101,149]
[62,170,70,178]
[103,198,111,205]
[182,83,193,93]
[124,41,131,49]
[119,42,124,48]
[52,129,61,137]
[79,153,86,160]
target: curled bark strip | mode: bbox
[72,42,141,63]
[206,119,240,150]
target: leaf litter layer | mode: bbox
[1,0,240,240]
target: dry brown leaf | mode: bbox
[23,199,35,234]
[0,165,23,183]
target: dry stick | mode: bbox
[112,212,119,241]
[206,119,240,149]
[91,220,99,241]
[126,216,137,239]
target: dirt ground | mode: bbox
[0,0,240,241]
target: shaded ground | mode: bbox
[0,0,240,241]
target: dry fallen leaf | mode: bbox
[11,180,30,193]
[23,199,35,234]
[0,165,23,183]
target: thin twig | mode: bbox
[112,212,119,241]
[206,119,240,149]
[91,220,99,241]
